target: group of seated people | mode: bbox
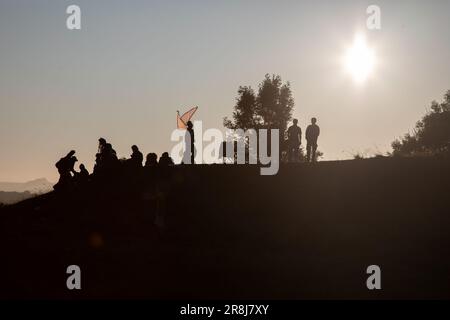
[54,137,175,190]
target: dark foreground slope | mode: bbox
[1,157,450,299]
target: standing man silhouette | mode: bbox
[130,145,144,167]
[306,117,320,162]
[98,138,107,154]
[183,120,195,164]
[287,119,302,162]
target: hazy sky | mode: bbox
[1,0,450,182]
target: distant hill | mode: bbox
[0,178,53,193]
[0,178,53,205]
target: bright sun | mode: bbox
[344,34,376,84]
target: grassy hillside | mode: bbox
[1,157,449,299]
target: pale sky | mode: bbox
[1,0,450,182]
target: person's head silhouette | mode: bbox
[99,138,106,145]
[80,164,86,170]
[132,145,139,152]
[187,121,193,129]
[293,119,298,126]
[146,153,158,165]
[311,117,317,125]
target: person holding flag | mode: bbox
[177,106,198,164]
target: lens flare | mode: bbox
[344,34,376,84]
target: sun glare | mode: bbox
[344,34,376,84]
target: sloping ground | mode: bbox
[0,157,449,299]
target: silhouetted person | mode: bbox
[54,150,78,190]
[159,152,174,166]
[143,153,158,183]
[93,141,118,177]
[183,120,195,164]
[219,140,240,164]
[74,163,90,184]
[98,138,107,154]
[145,153,158,167]
[129,145,143,167]
[287,119,302,162]
[67,156,78,174]
[219,141,228,164]
[93,153,102,175]
[105,143,117,158]
[155,152,174,229]
[306,117,320,162]
[94,139,104,176]
[79,163,89,176]
[56,150,77,175]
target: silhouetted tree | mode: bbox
[224,74,294,132]
[223,86,258,163]
[392,90,450,156]
[224,74,295,161]
[256,74,294,135]
[223,86,257,130]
